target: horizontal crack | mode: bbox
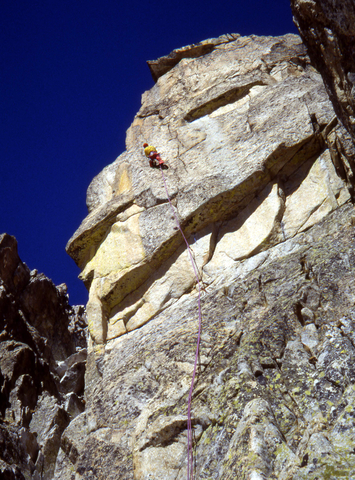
[184,81,266,122]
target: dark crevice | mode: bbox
[137,109,160,119]
[294,302,305,326]
[300,256,312,280]
[308,355,317,366]
[184,81,266,122]
[202,222,221,269]
[258,276,263,292]
[139,418,194,451]
[300,453,309,467]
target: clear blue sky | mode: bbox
[1,1,298,306]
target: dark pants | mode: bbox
[149,152,163,167]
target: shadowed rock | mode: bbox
[0,234,87,479]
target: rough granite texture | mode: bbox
[291,0,355,145]
[146,34,240,82]
[0,234,87,480]
[62,28,355,480]
[3,9,355,478]
[67,33,354,348]
[63,204,355,480]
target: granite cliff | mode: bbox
[2,2,355,478]
[63,27,355,480]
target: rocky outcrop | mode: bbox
[146,33,240,82]
[290,0,355,195]
[62,29,355,479]
[0,234,87,479]
[67,33,351,346]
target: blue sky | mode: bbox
[1,1,298,306]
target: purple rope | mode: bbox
[160,165,202,480]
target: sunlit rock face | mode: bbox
[64,33,355,479]
[67,33,350,345]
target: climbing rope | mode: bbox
[160,165,202,480]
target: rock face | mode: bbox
[290,0,355,163]
[0,234,87,479]
[146,33,240,82]
[67,32,351,346]
[63,32,355,479]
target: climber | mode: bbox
[143,143,167,169]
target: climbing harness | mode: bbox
[159,164,202,480]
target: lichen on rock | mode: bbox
[63,29,355,479]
